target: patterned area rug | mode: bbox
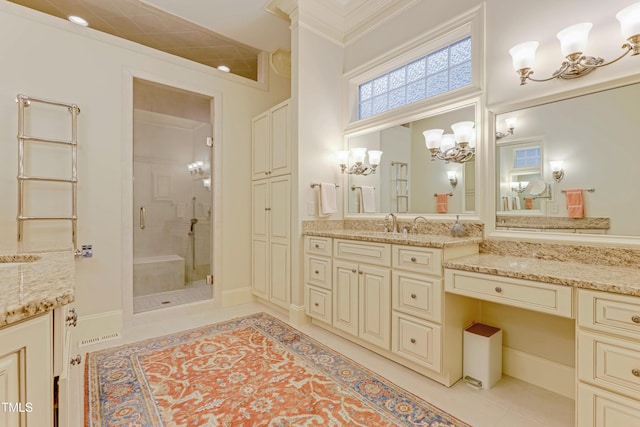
[85,312,471,426]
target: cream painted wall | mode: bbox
[0,4,290,322]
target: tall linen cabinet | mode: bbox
[251,99,292,310]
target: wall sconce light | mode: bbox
[496,117,518,138]
[510,181,529,193]
[447,171,458,188]
[336,147,383,175]
[550,160,565,182]
[509,2,640,85]
[188,161,204,175]
[423,121,475,163]
[202,177,211,190]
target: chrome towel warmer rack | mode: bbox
[16,94,81,256]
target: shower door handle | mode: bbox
[140,207,146,230]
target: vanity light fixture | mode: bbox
[510,181,529,193]
[336,148,383,175]
[509,2,640,85]
[496,117,518,138]
[550,160,565,182]
[423,121,475,163]
[188,161,204,175]
[447,171,458,188]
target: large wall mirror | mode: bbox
[494,80,640,237]
[344,102,478,216]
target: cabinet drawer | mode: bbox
[392,271,442,322]
[305,236,332,257]
[305,286,332,324]
[392,312,441,372]
[392,245,442,276]
[445,269,574,318]
[578,289,640,340]
[304,255,332,290]
[577,383,640,427]
[334,239,391,266]
[578,331,640,399]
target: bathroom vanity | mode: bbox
[0,250,75,427]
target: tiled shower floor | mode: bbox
[133,279,212,313]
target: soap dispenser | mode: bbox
[450,215,466,237]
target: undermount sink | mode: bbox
[0,255,41,268]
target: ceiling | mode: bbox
[7,0,293,80]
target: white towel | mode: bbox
[319,183,337,216]
[360,186,376,213]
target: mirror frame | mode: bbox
[342,94,485,221]
[485,75,640,246]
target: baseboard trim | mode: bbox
[76,310,123,346]
[221,286,254,307]
[503,347,575,399]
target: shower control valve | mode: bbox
[81,244,93,258]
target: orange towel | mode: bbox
[565,189,584,218]
[436,193,448,213]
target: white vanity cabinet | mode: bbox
[0,313,52,427]
[577,289,640,427]
[333,239,391,350]
[303,235,479,386]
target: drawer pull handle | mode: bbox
[411,293,417,299]
[314,244,320,248]
[70,354,82,366]
[314,270,319,274]
[314,302,319,307]
[495,286,502,293]
[632,368,640,377]
[410,338,416,344]
[410,257,417,262]
[632,315,640,324]
[66,308,78,327]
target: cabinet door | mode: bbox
[252,111,270,180]
[251,180,269,298]
[359,264,391,350]
[333,260,359,336]
[0,351,20,427]
[578,383,640,427]
[268,176,290,308]
[269,101,290,177]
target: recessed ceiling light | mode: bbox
[68,15,89,27]
[217,65,231,73]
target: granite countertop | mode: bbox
[444,253,640,297]
[303,229,482,249]
[0,251,75,328]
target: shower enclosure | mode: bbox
[132,79,213,313]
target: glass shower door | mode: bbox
[132,108,213,313]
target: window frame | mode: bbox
[343,6,484,132]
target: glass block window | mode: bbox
[358,36,472,120]
[514,147,541,168]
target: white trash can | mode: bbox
[463,322,502,389]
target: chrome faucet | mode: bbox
[384,213,399,234]
[412,216,428,234]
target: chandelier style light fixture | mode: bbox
[336,147,383,175]
[509,2,640,85]
[423,121,476,163]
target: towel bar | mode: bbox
[310,182,340,188]
[561,188,595,193]
[434,192,454,197]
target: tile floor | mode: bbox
[133,279,212,313]
[80,301,575,427]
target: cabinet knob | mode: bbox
[314,244,320,248]
[70,354,82,366]
[632,315,640,324]
[314,270,319,275]
[410,338,416,344]
[411,293,417,299]
[632,368,640,377]
[495,286,502,293]
[358,271,363,275]
[410,257,417,262]
[352,269,357,273]
[66,308,78,327]
[314,302,319,307]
